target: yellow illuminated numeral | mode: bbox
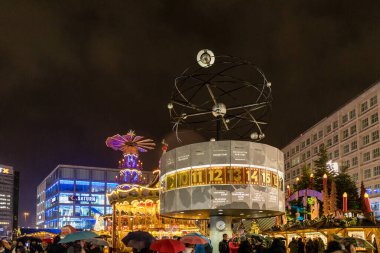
[266,172,272,186]
[209,169,223,182]
[260,170,266,185]
[167,175,176,190]
[233,168,242,182]
[272,173,278,188]
[179,173,189,186]
[192,170,204,184]
[249,169,259,184]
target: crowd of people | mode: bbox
[218,234,286,253]
[288,237,325,253]
[0,237,105,253]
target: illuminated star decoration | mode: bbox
[106,130,156,154]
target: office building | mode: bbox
[282,82,380,217]
[0,164,19,238]
[36,164,152,229]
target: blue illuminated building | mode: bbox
[36,165,152,229]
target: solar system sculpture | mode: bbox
[161,50,284,252]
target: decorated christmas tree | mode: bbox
[330,180,337,215]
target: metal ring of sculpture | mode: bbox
[168,50,272,141]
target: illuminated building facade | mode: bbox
[36,164,152,229]
[282,82,380,218]
[0,164,19,238]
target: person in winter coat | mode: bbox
[237,236,251,253]
[289,238,298,253]
[268,238,286,253]
[219,234,229,253]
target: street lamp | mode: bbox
[23,212,30,224]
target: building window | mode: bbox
[301,141,305,149]
[343,144,350,154]
[327,139,332,147]
[333,135,339,144]
[352,173,359,182]
[363,152,371,163]
[59,205,74,216]
[326,125,332,134]
[361,101,368,113]
[91,206,105,216]
[350,125,357,135]
[91,182,105,193]
[318,130,323,139]
[352,156,358,166]
[364,169,371,179]
[342,114,348,124]
[362,118,369,129]
[296,145,299,152]
[366,186,372,195]
[296,168,300,175]
[313,146,318,154]
[328,152,333,159]
[333,121,338,129]
[372,130,379,141]
[106,183,118,193]
[374,184,380,194]
[75,206,90,216]
[59,180,74,192]
[374,166,380,177]
[373,148,380,159]
[350,109,356,119]
[301,153,306,161]
[334,150,339,158]
[75,181,90,193]
[351,141,357,151]
[306,138,310,146]
[370,96,378,107]
[371,113,379,125]
[342,160,350,168]
[343,129,349,139]
[307,150,311,158]
[363,135,370,146]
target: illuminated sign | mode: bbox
[0,167,12,174]
[69,196,96,202]
[162,166,284,192]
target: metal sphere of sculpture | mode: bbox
[168,49,272,141]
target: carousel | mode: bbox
[104,131,201,252]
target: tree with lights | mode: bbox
[334,166,360,210]
[293,164,311,191]
[330,180,337,214]
[313,145,335,192]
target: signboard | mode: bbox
[0,167,12,174]
[69,195,96,202]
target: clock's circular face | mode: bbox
[216,220,226,231]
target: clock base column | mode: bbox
[209,216,233,253]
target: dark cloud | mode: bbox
[1,1,380,225]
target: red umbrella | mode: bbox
[180,236,208,245]
[150,239,185,253]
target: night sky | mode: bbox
[1,1,380,226]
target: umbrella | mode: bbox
[150,239,185,253]
[59,231,98,243]
[184,233,211,245]
[343,237,374,249]
[180,235,208,245]
[85,238,110,247]
[60,225,77,236]
[122,231,154,249]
